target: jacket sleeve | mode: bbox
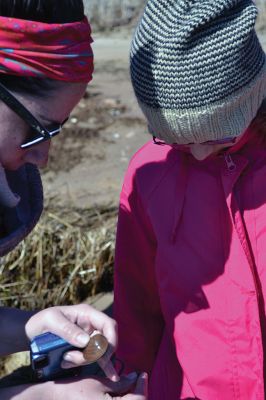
[114,167,165,375]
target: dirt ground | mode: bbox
[42,30,148,209]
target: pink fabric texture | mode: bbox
[114,129,266,399]
[0,16,93,82]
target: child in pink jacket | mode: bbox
[114,0,266,399]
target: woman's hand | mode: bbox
[25,304,118,379]
[0,373,148,400]
[52,373,148,400]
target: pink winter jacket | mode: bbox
[114,129,266,400]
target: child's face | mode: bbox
[177,131,246,161]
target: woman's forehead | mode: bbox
[20,82,87,121]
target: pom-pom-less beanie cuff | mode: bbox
[139,61,266,144]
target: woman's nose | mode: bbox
[23,140,51,167]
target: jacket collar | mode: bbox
[170,129,266,242]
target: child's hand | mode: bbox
[109,373,148,400]
[25,304,118,380]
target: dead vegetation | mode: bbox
[0,203,117,311]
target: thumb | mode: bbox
[133,373,148,398]
[94,374,138,395]
[107,373,148,399]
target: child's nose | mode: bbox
[23,140,51,167]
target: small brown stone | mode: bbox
[82,334,109,363]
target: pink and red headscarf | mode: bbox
[0,16,93,82]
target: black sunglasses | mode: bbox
[0,82,68,149]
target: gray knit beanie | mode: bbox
[130,0,266,144]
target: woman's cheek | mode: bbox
[23,142,50,168]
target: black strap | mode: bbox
[0,82,48,137]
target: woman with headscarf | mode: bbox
[0,1,147,399]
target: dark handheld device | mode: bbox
[30,332,79,380]
[30,332,110,380]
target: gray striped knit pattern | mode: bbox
[130,0,266,144]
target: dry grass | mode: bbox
[0,204,117,311]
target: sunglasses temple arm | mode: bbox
[0,83,47,136]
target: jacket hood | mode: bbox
[0,164,43,257]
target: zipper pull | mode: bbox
[224,154,236,172]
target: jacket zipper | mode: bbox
[224,153,265,395]
[224,153,261,298]
[224,153,236,172]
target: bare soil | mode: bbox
[42,32,148,209]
